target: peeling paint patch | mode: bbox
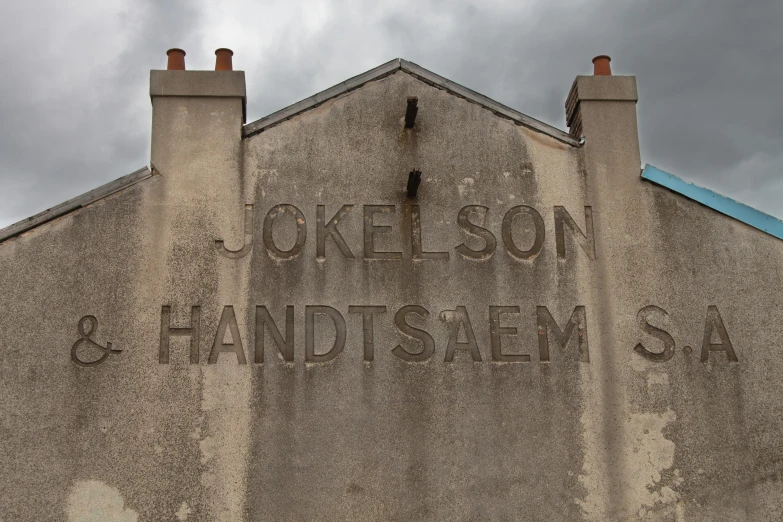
[575,366,609,520]
[577,385,680,520]
[457,177,475,197]
[646,371,669,392]
[66,480,138,522]
[199,435,216,465]
[199,366,252,520]
[256,169,279,182]
[626,409,681,518]
[175,501,193,520]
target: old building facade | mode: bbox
[1,50,782,520]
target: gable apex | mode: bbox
[243,58,580,147]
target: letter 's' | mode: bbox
[456,205,496,259]
[392,305,435,362]
[634,305,675,362]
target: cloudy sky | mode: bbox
[1,0,781,228]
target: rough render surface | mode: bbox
[0,70,781,520]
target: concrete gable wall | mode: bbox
[240,71,590,520]
[613,179,783,519]
[0,66,782,521]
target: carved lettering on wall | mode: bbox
[441,306,482,362]
[634,305,738,362]
[456,205,496,260]
[215,204,596,262]
[208,306,246,364]
[489,306,530,362]
[317,205,354,260]
[157,304,589,365]
[363,205,403,260]
[634,305,676,362]
[71,315,122,367]
[264,204,307,260]
[502,206,545,261]
[255,305,294,363]
[215,204,254,259]
[348,305,387,362]
[537,306,589,363]
[159,305,200,364]
[71,304,741,367]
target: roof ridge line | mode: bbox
[243,58,579,146]
[243,58,402,138]
[641,164,783,241]
[0,166,153,244]
[398,59,577,145]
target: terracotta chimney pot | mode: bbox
[215,48,234,71]
[166,48,186,71]
[592,55,612,76]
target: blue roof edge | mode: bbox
[641,164,783,241]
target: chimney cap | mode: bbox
[215,48,234,71]
[166,48,186,70]
[592,55,612,76]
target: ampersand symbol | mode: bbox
[70,315,122,367]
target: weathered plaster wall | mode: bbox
[240,71,590,520]
[574,75,783,520]
[0,68,781,521]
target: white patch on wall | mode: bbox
[575,366,610,520]
[577,397,681,519]
[66,480,138,522]
[646,371,669,393]
[175,501,193,520]
[251,169,279,197]
[256,169,279,182]
[199,366,252,519]
[457,177,475,197]
[626,409,681,518]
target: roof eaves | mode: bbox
[242,58,580,147]
[0,165,153,244]
[641,164,783,241]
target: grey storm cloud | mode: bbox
[0,0,201,226]
[1,0,781,227]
